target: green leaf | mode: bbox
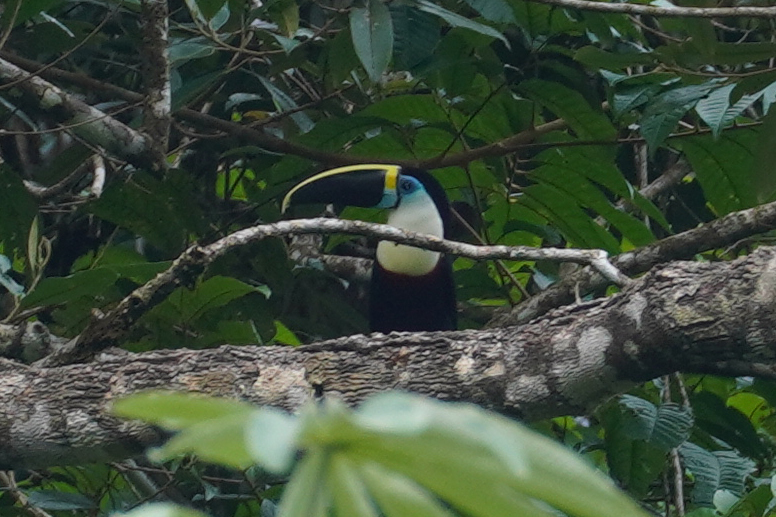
[640,82,715,153]
[256,75,314,133]
[267,0,299,36]
[26,491,96,511]
[89,171,205,253]
[611,84,660,117]
[329,455,380,517]
[691,390,765,459]
[518,79,617,140]
[532,149,656,247]
[246,409,301,474]
[602,403,667,499]
[116,393,259,468]
[1,0,64,27]
[681,131,758,215]
[415,0,508,46]
[350,0,394,83]
[358,460,457,517]
[575,46,654,71]
[192,0,227,20]
[360,94,448,126]
[165,275,267,322]
[390,4,439,69]
[695,84,760,138]
[521,183,621,252]
[462,0,515,23]
[307,393,651,517]
[21,268,119,308]
[168,37,217,63]
[276,449,330,517]
[0,165,37,254]
[115,503,209,517]
[619,395,693,450]
[705,42,776,66]
[680,443,756,507]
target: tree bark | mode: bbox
[2,248,776,468]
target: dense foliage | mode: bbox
[2,0,776,515]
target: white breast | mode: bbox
[376,191,444,276]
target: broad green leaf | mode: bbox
[518,79,617,140]
[21,268,119,308]
[360,94,448,126]
[680,443,755,507]
[462,0,515,23]
[165,275,267,322]
[267,0,299,36]
[276,450,330,517]
[601,403,666,499]
[153,412,257,468]
[691,391,765,460]
[246,409,301,473]
[117,503,208,517]
[1,0,64,27]
[350,0,394,83]
[531,151,656,247]
[306,393,649,517]
[575,46,654,71]
[191,0,227,20]
[619,395,693,450]
[415,0,508,46]
[329,455,380,517]
[256,75,314,133]
[0,165,37,253]
[681,131,758,215]
[706,42,776,66]
[168,37,216,63]
[611,84,660,117]
[695,84,760,138]
[521,183,621,252]
[641,82,715,152]
[390,4,439,70]
[358,460,457,517]
[89,171,205,253]
[26,491,96,511]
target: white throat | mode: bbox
[376,192,444,276]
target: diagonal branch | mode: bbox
[490,196,776,327]
[0,57,153,169]
[39,218,625,367]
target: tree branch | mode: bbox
[39,218,625,367]
[525,0,776,18]
[4,247,776,468]
[0,52,568,170]
[139,0,171,171]
[0,57,153,170]
[491,196,776,327]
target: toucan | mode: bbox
[282,164,457,333]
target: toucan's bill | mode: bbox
[281,164,401,213]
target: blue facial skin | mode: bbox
[376,175,424,209]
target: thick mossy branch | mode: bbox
[2,249,776,468]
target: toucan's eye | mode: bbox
[399,177,415,194]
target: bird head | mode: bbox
[281,164,430,214]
